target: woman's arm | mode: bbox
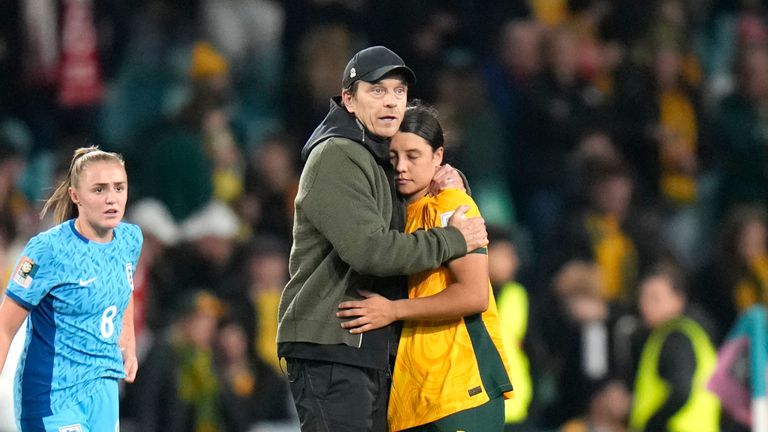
[0,296,29,375]
[119,295,138,383]
[337,252,489,334]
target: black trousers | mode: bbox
[286,358,390,432]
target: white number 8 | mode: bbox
[101,305,118,339]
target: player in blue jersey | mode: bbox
[0,146,142,432]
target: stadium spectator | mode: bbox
[629,262,721,431]
[122,290,229,432]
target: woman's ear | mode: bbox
[68,187,80,206]
[434,147,444,166]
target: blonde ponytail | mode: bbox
[40,146,125,224]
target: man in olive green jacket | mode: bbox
[277,46,487,432]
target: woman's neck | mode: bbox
[405,188,429,204]
[75,218,113,243]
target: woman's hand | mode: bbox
[121,346,138,383]
[337,291,398,334]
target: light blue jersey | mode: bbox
[5,220,142,420]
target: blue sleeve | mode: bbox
[131,225,143,291]
[6,235,56,310]
[118,223,143,293]
[134,225,144,266]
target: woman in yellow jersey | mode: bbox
[337,101,513,432]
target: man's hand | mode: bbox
[429,164,466,195]
[337,291,398,334]
[448,205,488,252]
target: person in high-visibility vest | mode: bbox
[488,226,534,430]
[629,262,720,432]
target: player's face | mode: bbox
[343,78,407,138]
[71,160,128,237]
[390,132,443,202]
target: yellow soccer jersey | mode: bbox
[388,189,514,431]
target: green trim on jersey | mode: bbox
[465,313,514,399]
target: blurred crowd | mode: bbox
[1,0,768,431]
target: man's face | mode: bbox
[343,78,408,138]
[638,275,683,328]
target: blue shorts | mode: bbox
[19,378,119,432]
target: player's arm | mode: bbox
[119,295,138,383]
[0,296,29,375]
[337,252,489,333]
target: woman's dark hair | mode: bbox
[720,203,768,272]
[399,100,444,150]
[642,259,689,300]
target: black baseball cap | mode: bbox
[342,46,416,89]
